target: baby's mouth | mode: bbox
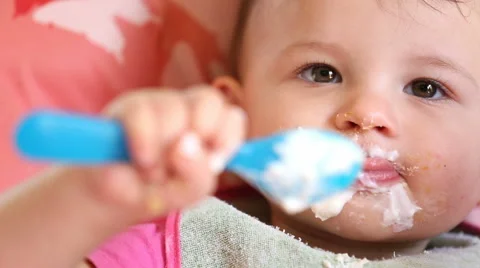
[311,147,421,232]
[352,145,409,190]
[355,157,403,190]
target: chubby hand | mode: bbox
[78,85,246,224]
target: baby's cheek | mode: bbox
[416,190,448,220]
[405,151,446,206]
[414,152,477,222]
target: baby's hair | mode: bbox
[229,0,255,80]
[378,0,464,13]
[229,0,465,79]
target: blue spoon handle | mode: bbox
[16,111,253,168]
[16,111,130,164]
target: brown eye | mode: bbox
[405,79,446,99]
[299,64,342,83]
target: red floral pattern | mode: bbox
[15,0,52,16]
[0,0,239,191]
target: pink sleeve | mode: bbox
[88,212,181,268]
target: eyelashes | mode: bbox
[292,61,455,102]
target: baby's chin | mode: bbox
[299,190,426,242]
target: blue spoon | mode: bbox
[15,110,365,214]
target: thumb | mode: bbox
[155,133,218,212]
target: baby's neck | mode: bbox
[270,208,430,260]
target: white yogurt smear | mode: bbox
[383,183,421,232]
[311,147,421,232]
[311,190,356,221]
[366,145,399,162]
[261,129,364,214]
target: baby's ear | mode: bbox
[212,76,244,106]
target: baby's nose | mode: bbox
[334,93,398,137]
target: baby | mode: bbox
[3,0,480,267]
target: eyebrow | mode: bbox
[280,41,352,63]
[411,55,478,88]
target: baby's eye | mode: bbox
[298,64,342,83]
[404,79,447,100]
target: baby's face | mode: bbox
[236,0,480,241]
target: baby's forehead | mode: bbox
[247,0,480,26]
[243,0,480,50]
[238,0,480,87]
[249,0,478,21]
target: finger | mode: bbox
[105,90,189,170]
[185,86,226,141]
[99,165,143,209]
[102,89,161,116]
[99,165,176,222]
[123,102,159,169]
[82,165,149,223]
[150,133,216,213]
[208,106,247,174]
[99,164,186,221]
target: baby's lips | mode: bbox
[359,158,402,186]
[363,157,397,172]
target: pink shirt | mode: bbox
[89,212,181,268]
